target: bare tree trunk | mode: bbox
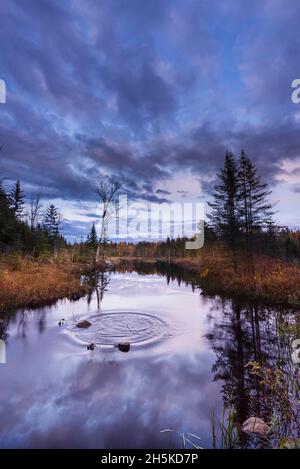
[95,214,106,263]
[29,192,42,230]
[94,179,121,263]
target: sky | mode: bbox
[0,0,300,241]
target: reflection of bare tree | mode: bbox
[17,309,30,338]
[207,299,299,447]
[85,270,111,309]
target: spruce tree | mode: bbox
[238,150,274,272]
[43,204,60,239]
[0,180,12,245]
[9,180,25,221]
[208,151,240,269]
[87,223,98,246]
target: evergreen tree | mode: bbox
[43,204,60,239]
[87,223,98,246]
[0,172,65,254]
[238,150,274,272]
[208,151,241,269]
[0,180,13,245]
[9,180,25,221]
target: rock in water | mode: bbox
[76,320,92,329]
[87,343,95,351]
[117,342,130,352]
[242,417,270,436]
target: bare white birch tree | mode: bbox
[29,191,43,230]
[94,179,121,263]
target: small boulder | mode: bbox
[87,343,95,351]
[116,342,130,353]
[242,417,270,436]
[76,320,92,329]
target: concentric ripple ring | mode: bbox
[67,311,171,347]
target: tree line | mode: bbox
[1,150,300,266]
[0,178,64,254]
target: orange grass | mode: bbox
[172,248,300,305]
[0,259,89,310]
[111,248,300,305]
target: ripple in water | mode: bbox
[67,311,172,348]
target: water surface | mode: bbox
[0,264,298,448]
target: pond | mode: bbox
[0,262,299,448]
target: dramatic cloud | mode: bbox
[0,0,300,238]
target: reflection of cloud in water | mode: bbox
[0,352,219,448]
[0,269,220,448]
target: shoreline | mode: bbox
[0,260,93,312]
[112,256,300,308]
[0,254,300,311]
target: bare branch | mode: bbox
[94,177,121,262]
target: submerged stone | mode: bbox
[76,320,92,329]
[116,342,130,352]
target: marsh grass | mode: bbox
[160,409,239,449]
[0,257,90,310]
[210,407,240,449]
[164,248,300,306]
[246,361,300,445]
[160,429,203,449]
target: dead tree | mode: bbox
[29,191,43,230]
[94,179,121,263]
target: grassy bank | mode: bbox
[173,255,300,306]
[0,258,91,311]
[111,249,300,306]
[1,247,300,311]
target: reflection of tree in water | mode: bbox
[0,316,8,343]
[17,310,30,338]
[207,299,299,446]
[0,306,48,341]
[117,260,199,292]
[85,269,111,309]
[0,309,29,340]
[17,309,47,338]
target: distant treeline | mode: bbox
[76,226,300,264]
